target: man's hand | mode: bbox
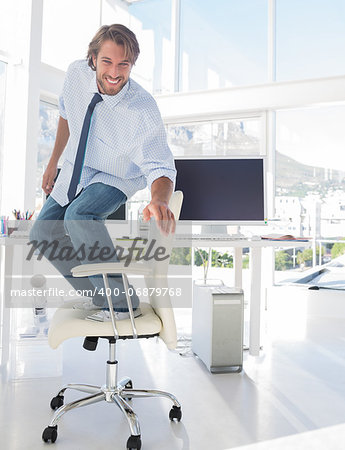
[42,164,58,195]
[142,200,176,236]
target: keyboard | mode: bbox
[175,234,247,241]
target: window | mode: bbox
[167,116,264,157]
[275,105,345,280]
[276,0,345,81]
[36,100,60,212]
[276,105,345,238]
[179,0,268,91]
[129,0,173,94]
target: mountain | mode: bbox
[276,151,345,197]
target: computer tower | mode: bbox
[192,284,244,373]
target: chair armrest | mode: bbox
[71,262,152,278]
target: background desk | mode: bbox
[174,236,310,356]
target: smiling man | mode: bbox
[30,24,176,321]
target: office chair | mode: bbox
[42,191,183,450]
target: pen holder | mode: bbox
[17,220,31,232]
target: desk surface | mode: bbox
[1,235,311,248]
[174,236,311,248]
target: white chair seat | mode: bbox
[48,302,162,349]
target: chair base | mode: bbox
[42,340,182,449]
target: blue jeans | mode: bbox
[29,182,139,311]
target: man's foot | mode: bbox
[85,307,142,322]
[73,299,102,311]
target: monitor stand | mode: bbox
[201,224,227,235]
[201,225,244,237]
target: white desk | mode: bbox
[1,235,310,356]
[174,236,310,356]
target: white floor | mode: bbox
[1,287,345,450]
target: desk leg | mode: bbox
[234,248,242,288]
[249,247,262,356]
[4,244,14,306]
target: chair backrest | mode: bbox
[144,191,183,350]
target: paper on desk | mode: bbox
[260,233,309,242]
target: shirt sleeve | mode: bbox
[58,93,67,119]
[134,98,176,191]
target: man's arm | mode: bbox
[142,176,175,235]
[42,116,70,195]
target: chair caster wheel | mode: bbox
[169,405,182,422]
[126,434,141,449]
[50,395,64,410]
[42,425,58,443]
[124,380,133,401]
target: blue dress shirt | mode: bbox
[51,60,176,207]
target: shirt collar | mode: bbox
[88,73,130,108]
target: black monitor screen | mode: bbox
[174,158,265,223]
[106,203,126,221]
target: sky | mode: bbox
[277,105,345,170]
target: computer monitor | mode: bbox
[174,158,266,225]
[106,203,126,221]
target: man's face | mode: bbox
[93,40,132,96]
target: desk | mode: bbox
[1,235,310,357]
[174,236,310,356]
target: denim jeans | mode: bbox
[29,182,139,311]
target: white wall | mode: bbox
[155,76,345,123]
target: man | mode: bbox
[30,24,176,321]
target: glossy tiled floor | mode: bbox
[1,288,345,450]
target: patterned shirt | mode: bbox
[51,59,176,206]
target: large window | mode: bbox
[0,61,6,213]
[276,105,345,232]
[129,0,173,94]
[179,0,268,91]
[276,0,345,81]
[274,105,345,278]
[35,100,60,212]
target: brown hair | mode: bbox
[87,24,140,70]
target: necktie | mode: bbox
[67,93,103,202]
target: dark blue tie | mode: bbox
[67,93,103,202]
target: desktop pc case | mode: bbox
[192,284,244,373]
